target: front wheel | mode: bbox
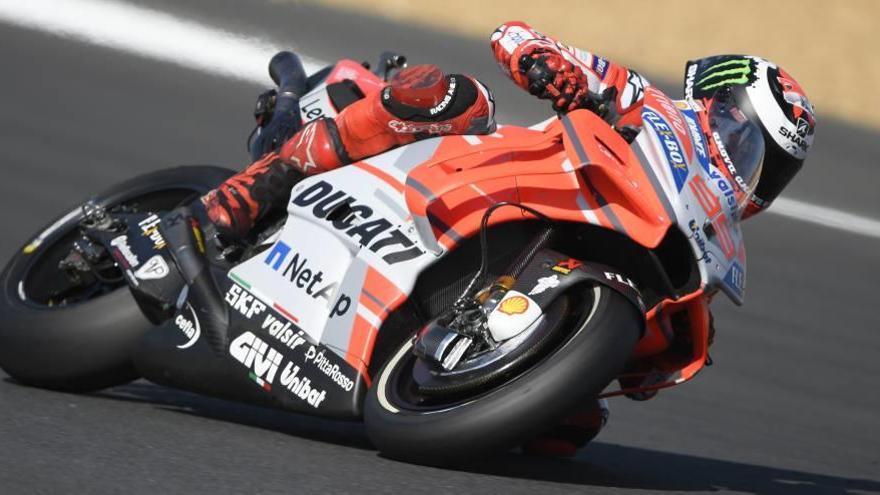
[364,284,643,466]
[0,165,233,392]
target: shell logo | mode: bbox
[498,295,529,315]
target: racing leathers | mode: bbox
[490,20,649,140]
[203,21,649,243]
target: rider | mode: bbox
[197,20,816,456]
[201,64,496,241]
[203,21,815,240]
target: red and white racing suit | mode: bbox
[490,20,648,133]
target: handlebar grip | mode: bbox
[269,51,308,97]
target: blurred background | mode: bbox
[0,1,877,493]
[311,0,879,130]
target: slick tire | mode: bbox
[0,166,233,392]
[364,285,643,466]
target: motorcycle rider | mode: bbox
[203,21,814,241]
[489,21,815,218]
[201,64,497,241]
[194,20,816,457]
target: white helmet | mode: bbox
[684,55,816,216]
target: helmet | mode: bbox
[684,55,816,217]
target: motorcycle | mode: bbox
[0,50,747,466]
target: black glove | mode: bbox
[247,89,303,161]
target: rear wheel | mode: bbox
[364,284,643,466]
[0,166,233,391]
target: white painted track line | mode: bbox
[0,0,878,239]
[0,0,326,85]
[771,197,880,239]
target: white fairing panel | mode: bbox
[228,143,444,359]
[637,90,747,304]
[229,215,355,344]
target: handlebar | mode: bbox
[269,51,308,98]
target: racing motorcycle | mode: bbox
[0,50,747,466]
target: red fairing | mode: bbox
[325,59,385,96]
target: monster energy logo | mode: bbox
[696,58,756,91]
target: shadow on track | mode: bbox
[465,447,880,494]
[88,379,373,451]
[57,379,880,494]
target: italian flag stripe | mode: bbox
[228,272,251,289]
[248,372,271,391]
[273,303,300,323]
[227,272,299,324]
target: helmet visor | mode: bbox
[708,87,765,213]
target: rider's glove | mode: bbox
[253,89,277,126]
[518,49,591,113]
[247,88,302,161]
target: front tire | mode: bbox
[0,165,233,391]
[364,284,643,466]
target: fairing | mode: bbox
[638,86,747,304]
[141,60,748,416]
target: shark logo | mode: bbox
[796,118,810,138]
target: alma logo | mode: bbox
[229,331,283,391]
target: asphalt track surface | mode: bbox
[0,2,878,494]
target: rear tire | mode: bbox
[0,166,233,391]
[364,285,643,466]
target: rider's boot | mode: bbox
[522,398,610,457]
[201,116,348,244]
[201,152,303,243]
